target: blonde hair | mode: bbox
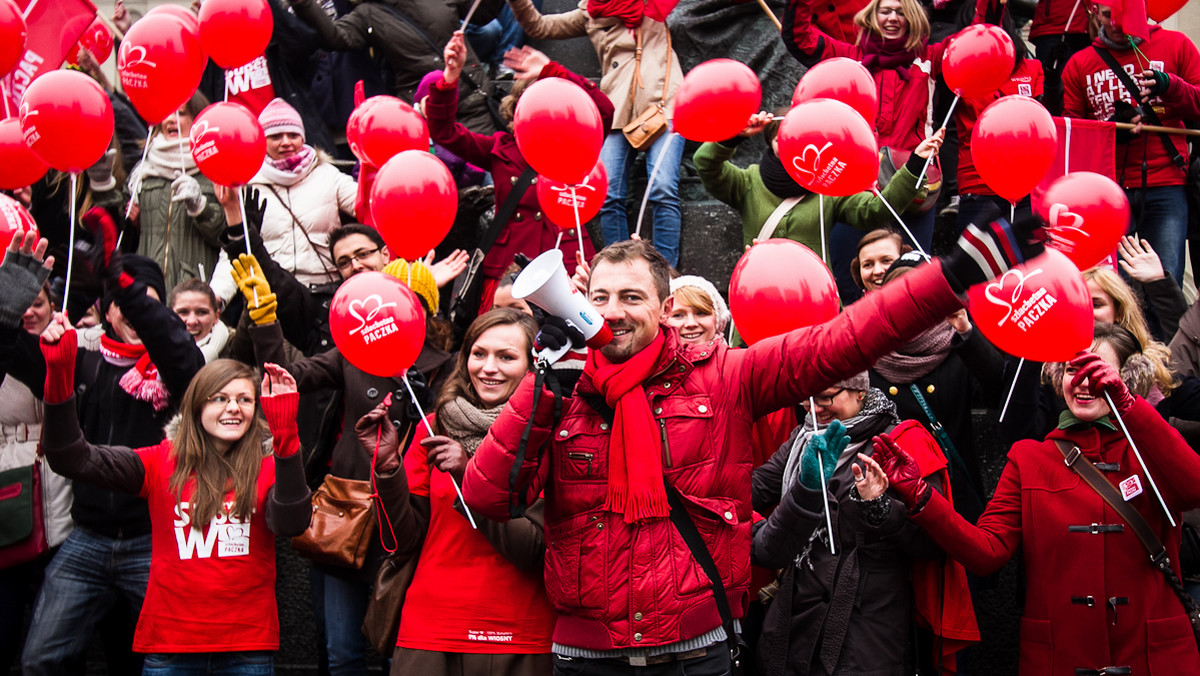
[853,0,930,52]
[1081,267,1177,394]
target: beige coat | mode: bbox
[506,0,682,129]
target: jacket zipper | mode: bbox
[658,419,671,468]
[567,451,593,475]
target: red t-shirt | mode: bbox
[395,417,556,653]
[1063,28,1200,188]
[225,55,276,116]
[134,441,280,653]
[957,59,1045,196]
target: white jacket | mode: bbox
[0,376,73,549]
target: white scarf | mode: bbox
[128,133,200,199]
[252,145,318,188]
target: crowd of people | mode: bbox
[3,0,1200,674]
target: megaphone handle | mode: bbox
[536,344,571,367]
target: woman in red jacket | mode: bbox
[872,322,1200,675]
[35,320,314,675]
[429,31,614,314]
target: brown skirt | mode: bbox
[390,647,553,676]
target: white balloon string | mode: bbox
[634,133,675,240]
[1,79,11,119]
[571,185,582,253]
[175,111,187,175]
[871,188,927,257]
[1010,203,1016,223]
[555,231,564,249]
[916,94,958,187]
[63,173,79,314]
[808,396,836,555]
[125,127,154,222]
[402,374,478,530]
[237,187,257,306]
[998,357,1024,422]
[1105,392,1176,528]
[818,194,827,265]
[461,0,484,30]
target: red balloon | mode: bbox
[942,24,1016,99]
[513,78,603,184]
[19,70,114,174]
[1148,0,1188,21]
[777,99,878,196]
[329,271,427,377]
[346,96,430,166]
[189,102,266,186]
[67,18,115,68]
[972,95,1057,203]
[0,193,38,245]
[146,4,203,35]
[0,118,48,190]
[537,161,609,230]
[729,239,839,345]
[0,0,25,77]
[672,59,762,142]
[370,150,458,260]
[1038,172,1130,270]
[198,0,273,69]
[118,14,206,125]
[967,249,1092,362]
[792,57,878,127]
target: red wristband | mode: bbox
[40,331,78,405]
[262,391,300,458]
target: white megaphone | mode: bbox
[512,249,613,364]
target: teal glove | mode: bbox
[799,419,849,491]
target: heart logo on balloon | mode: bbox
[347,294,399,336]
[967,249,1092,362]
[790,142,841,189]
[1048,203,1084,233]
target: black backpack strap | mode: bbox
[483,167,537,253]
[1092,45,1188,171]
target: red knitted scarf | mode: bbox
[100,335,170,412]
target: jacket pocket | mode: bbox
[545,509,607,617]
[553,416,608,482]
[654,395,714,470]
[670,498,735,599]
[1018,617,1053,674]
[1147,615,1200,675]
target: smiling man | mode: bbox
[465,220,1046,675]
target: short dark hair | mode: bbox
[328,224,385,259]
[589,240,672,303]
[168,278,218,311]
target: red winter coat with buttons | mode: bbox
[426,63,613,281]
[463,261,965,651]
[913,398,1200,675]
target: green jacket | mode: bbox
[694,141,924,256]
[136,174,225,292]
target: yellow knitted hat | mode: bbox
[382,259,439,314]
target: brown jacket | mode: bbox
[506,0,682,129]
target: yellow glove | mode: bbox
[230,253,278,326]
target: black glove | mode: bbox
[1143,69,1171,98]
[941,204,1046,293]
[225,188,267,239]
[75,206,125,286]
[1109,100,1141,143]
[535,315,586,354]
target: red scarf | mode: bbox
[586,0,676,27]
[859,33,920,79]
[100,335,170,412]
[583,330,670,523]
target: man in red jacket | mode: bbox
[463,220,1042,674]
[1062,5,1200,288]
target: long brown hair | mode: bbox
[434,309,537,432]
[169,359,267,526]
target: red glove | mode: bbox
[40,328,78,405]
[79,207,131,288]
[873,434,932,514]
[1070,352,1136,415]
[262,391,300,458]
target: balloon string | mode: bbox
[64,173,79,314]
[402,373,478,530]
[998,357,1023,422]
[570,185,581,253]
[237,187,258,307]
[555,231,564,249]
[1,78,11,119]
[175,111,187,175]
[808,396,836,556]
[1105,391,1176,528]
[916,95,958,187]
[634,133,676,240]
[871,187,927,257]
[818,194,827,265]
[1064,117,1073,174]
[461,0,485,30]
[1010,203,1015,223]
[124,127,154,224]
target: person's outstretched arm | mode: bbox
[261,363,315,537]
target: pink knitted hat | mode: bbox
[259,98,305,141]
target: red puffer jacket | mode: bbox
[463,262,965,651]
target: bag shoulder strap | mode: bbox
[480,167,538,253]
[263,185,339,279]
[757,196,802,241]
[1091,45,1187,170]
[663,478,740,664]
[630,24,672,109]
[661,27,672,105]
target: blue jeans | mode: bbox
[463,0,542,67]
[1128,185,1188,285]
[21,528,151,676]
[142,652,273,675]
[309,568,371,676]
[598,130,685,266]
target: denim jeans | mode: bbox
[21,528,151,676]
[309,568,371,676]
[1128,185,1188,285]
[142,652,273,675]
[463,0,542,67]
[598,130,685,266]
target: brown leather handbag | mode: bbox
[621,26,672,151]
[291,474,376,569]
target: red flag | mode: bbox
[1094,0,1150,41]
[1,0,98,118]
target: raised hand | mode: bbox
[442,30,467,85]
[1117,236,1166,283]
[872,434,932,512]
[502,45,551,80]
[261,362,297,398]
[230,253,277,325]
[427,248,470,287]
[171,173,207,217]
[39,313,78,405]
[77,206,124,285]
[798,419,848,491]
[0,229,53,328]
[1069,351,1135,414]
[355,398,402,475]
[851,452,889,501]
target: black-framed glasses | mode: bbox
[335,247,380,271]
[801,388,846,408]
